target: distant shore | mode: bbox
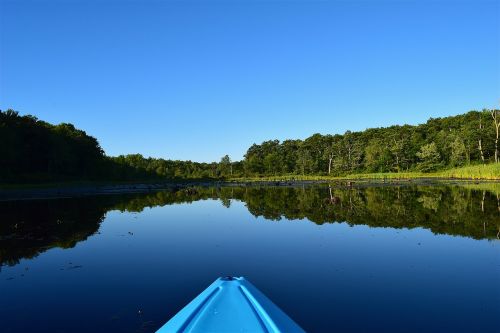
[1,176,499,201]
[231,163,500,182]
[1,163,499,201]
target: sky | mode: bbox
[0,0,499,162]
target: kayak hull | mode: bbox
[156,276,305,333]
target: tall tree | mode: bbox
[389,134,411,172]
[219,155,232,176]
[263,152,281,175]
[342,131,362,172]
[492,109,500,163]
[450,136,466,167]
[365,139,391,172]
[296,147,313,175]
[416,142,441,172]
[323,135,340,175]
[478,113,486,164]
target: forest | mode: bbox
[0,108,499,183]
[0,109,228,182]
[244,109,500,176]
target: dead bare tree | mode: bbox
[491,109,500,163]
[327,152,333,175]
[478,116,485,164]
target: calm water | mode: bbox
[1,184,499,333]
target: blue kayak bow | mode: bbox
[156,276,305,333]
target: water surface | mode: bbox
[1,184,499,332]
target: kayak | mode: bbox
[156,276,305,333]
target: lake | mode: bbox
[1,183,499,333]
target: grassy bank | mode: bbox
[2,164,498,191]
[433,163,500,179]
[230,163,500,182]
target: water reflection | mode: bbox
[1,183,499,333]
[1,184,499,267]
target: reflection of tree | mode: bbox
[497,194,500,218]
[417,193,442,212]
[238,185,500,240]
[1,185,499,266]
[0,197,108,266]
[220,198,231,208]
[0,190,229,266]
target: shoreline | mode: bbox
[1,177,499,201]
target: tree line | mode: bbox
[0,109,237,182]
[1,108,499,183]
[244,109,500,176]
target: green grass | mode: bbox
[229,163,500,182]
[434,163,500,180]
[2,164,498,190]
[347,164,500,180]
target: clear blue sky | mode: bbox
[1,0,498,162]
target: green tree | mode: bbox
[342,131,362,172]
[365,139,391,172]
[264,152,282,175]
[389,135,411,172]
[219,155,232,176]
[296,148,313,175]
[450,136,466,167]
[416,142,442,172]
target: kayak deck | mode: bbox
[156,276,305,333]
